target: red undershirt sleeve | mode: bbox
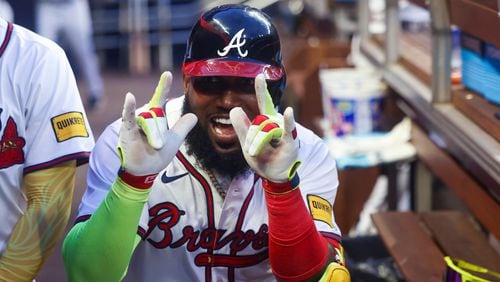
[264,179,330,281]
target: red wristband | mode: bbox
[118,169,158,190]
[262,173,300,194]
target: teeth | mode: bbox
[214,118,232,125]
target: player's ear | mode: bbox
[182,74,190,94]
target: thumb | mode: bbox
[282,107,297,141]
[168,113,198,147]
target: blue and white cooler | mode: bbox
[319,68,387,136]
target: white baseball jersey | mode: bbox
[0,18,94,255]
[77,96,341,282]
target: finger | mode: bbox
[168,113,198,148]
[248,126,282,156]
[246,115,269,152]
[118,93,138,168]
[149,71,172,108]
[229,107,251,147]
[282,107,298,141]
[245,125,259,154]
[122,92,137,131]
[255,74,276,116]
[136,114,163,149]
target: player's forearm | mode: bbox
[263,178,331,281]
[0,161,76,281]
[62,177,150,282]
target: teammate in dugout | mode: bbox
[0,17,94,280]
[63,4,349,281]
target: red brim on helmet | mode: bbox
[182,60,284,81]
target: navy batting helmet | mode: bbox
[182,4,286,106]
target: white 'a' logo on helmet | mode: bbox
[217,28,248,57]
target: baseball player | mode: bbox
[63,5,349,281]
[36,0,104,110]
[0,17,94,280]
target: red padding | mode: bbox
[252,115,269,125]
[149,107,165,117]
[118,170,157,190]
[182,60,284,80]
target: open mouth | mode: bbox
[210,116,237,146]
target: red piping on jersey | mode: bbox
[74,214,91,225]
[176,152,215,228]
[137,226,147,239]
[228,175,259,281]
[319,231,342,244]
[0,22,13,58]
[176,151,215,282]
[234,175,258,229]
[24,151,91,174]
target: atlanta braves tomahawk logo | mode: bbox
[217,28,248,57]
[0,117,26,169]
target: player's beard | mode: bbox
[182,98,250,178]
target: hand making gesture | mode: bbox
[230,74,301,185]
[118,71,197,181]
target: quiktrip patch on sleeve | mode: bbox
[307,194,334,228]
[51,112,89,142]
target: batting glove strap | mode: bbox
[118,169,157,190]
[334,246,346,266]
[319,262,351,282]
[262,173,300,195]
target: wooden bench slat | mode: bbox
[372,212,446,281]
[411,124,500,237]
[421,211,500,274]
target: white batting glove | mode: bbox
[117,72,197,182]
[230,74,301,184]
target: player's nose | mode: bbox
[218,89,242,110]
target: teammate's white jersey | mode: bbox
[0,18,94,255]
[77,96,341,281]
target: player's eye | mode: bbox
[191,77,256,95]
[191,77,224,95]
[238,78,255,94]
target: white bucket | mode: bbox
[320,68,386,136]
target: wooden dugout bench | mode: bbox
[369,122,500,281]
[370,124,500,281]
[372,211,500,281]
[372,212,445,281]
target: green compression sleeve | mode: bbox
[62,177,150,282]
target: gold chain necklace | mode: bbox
[206,169,227,199]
